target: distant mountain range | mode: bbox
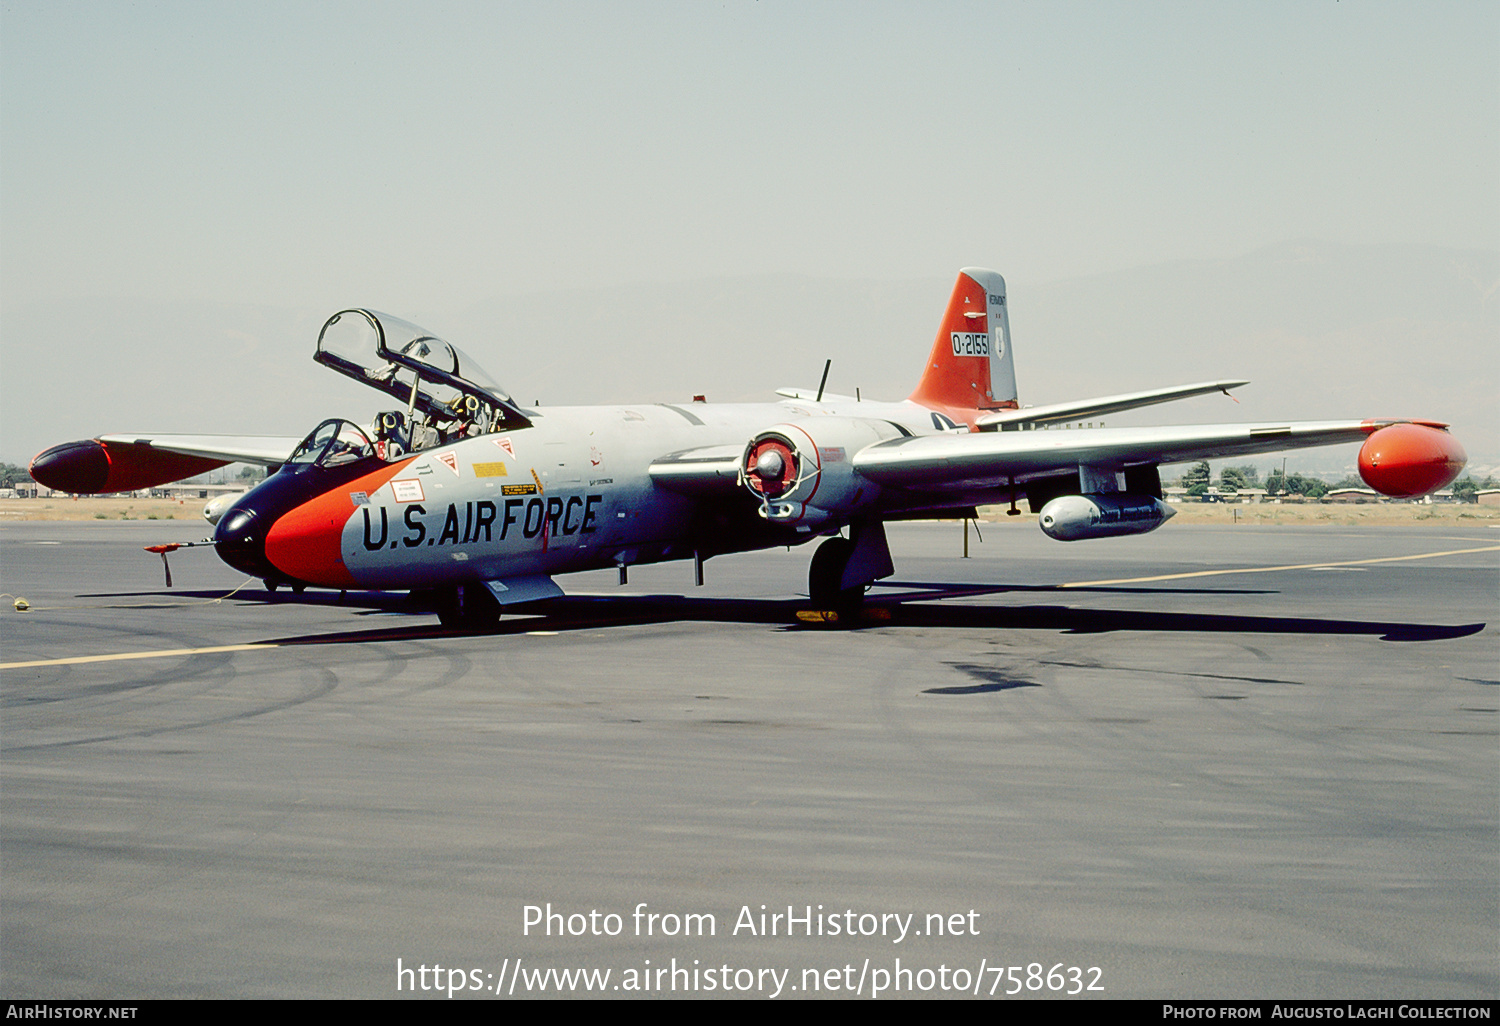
[5,240,1495,478]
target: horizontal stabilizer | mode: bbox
[774,387,860,403]
[975,380,1250,430]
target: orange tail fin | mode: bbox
[908,268,1017,426]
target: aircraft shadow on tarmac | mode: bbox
[72,583,1485,645]
[102,583,1472,647]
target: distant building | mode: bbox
[1477,489,1500,508]
[1323,488,1382,503]
[149,483,244,500]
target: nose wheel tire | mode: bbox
[263,576,308,595]
[437,582,502,630]
[808,536,864,615]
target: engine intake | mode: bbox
[744,436,798,498]
[740,419,899,527]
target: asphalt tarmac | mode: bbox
[1,519,1496,1000]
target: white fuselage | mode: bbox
[331,397,940,589]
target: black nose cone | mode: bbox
[213,507,275,578]
[208,458,377,585]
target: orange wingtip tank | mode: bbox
[1358,422,1467,498]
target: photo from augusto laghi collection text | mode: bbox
[394,902,1106,998]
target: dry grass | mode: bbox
[0,496,205,522]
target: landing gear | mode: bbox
[264,576,308,595]
[807,521,895,618]
[808,536,864,615]
[437,582,502,630]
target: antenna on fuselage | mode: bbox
[815,359,832,403]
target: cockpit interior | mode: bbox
[311,309,533,463]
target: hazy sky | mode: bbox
[3,0,1496,318]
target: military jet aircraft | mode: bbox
[30,269,1468,626]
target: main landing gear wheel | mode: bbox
[808,536,865,616]
[437,582,502,630]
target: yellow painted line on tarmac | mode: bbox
[0,643,277,670]
[1060,545,1500,589]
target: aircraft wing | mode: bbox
[96,433,304,465]
[31,433,304,494]
[973,380,1250,430]
[853,419,1458,495]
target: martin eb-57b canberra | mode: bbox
[30,269,1468,626]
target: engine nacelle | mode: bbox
[1038,493,1175,541]
[1358,422,1467,499]
[742,418,899,528]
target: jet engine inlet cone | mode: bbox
[743,437,797,498]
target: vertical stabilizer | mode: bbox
[908,268,1017,424]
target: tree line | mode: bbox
[1174,461,1496,500]
[1,462,34,489]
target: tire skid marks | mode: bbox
[1,613,249,679]
[5,648,338,752]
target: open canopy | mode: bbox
[314,309,532,433]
